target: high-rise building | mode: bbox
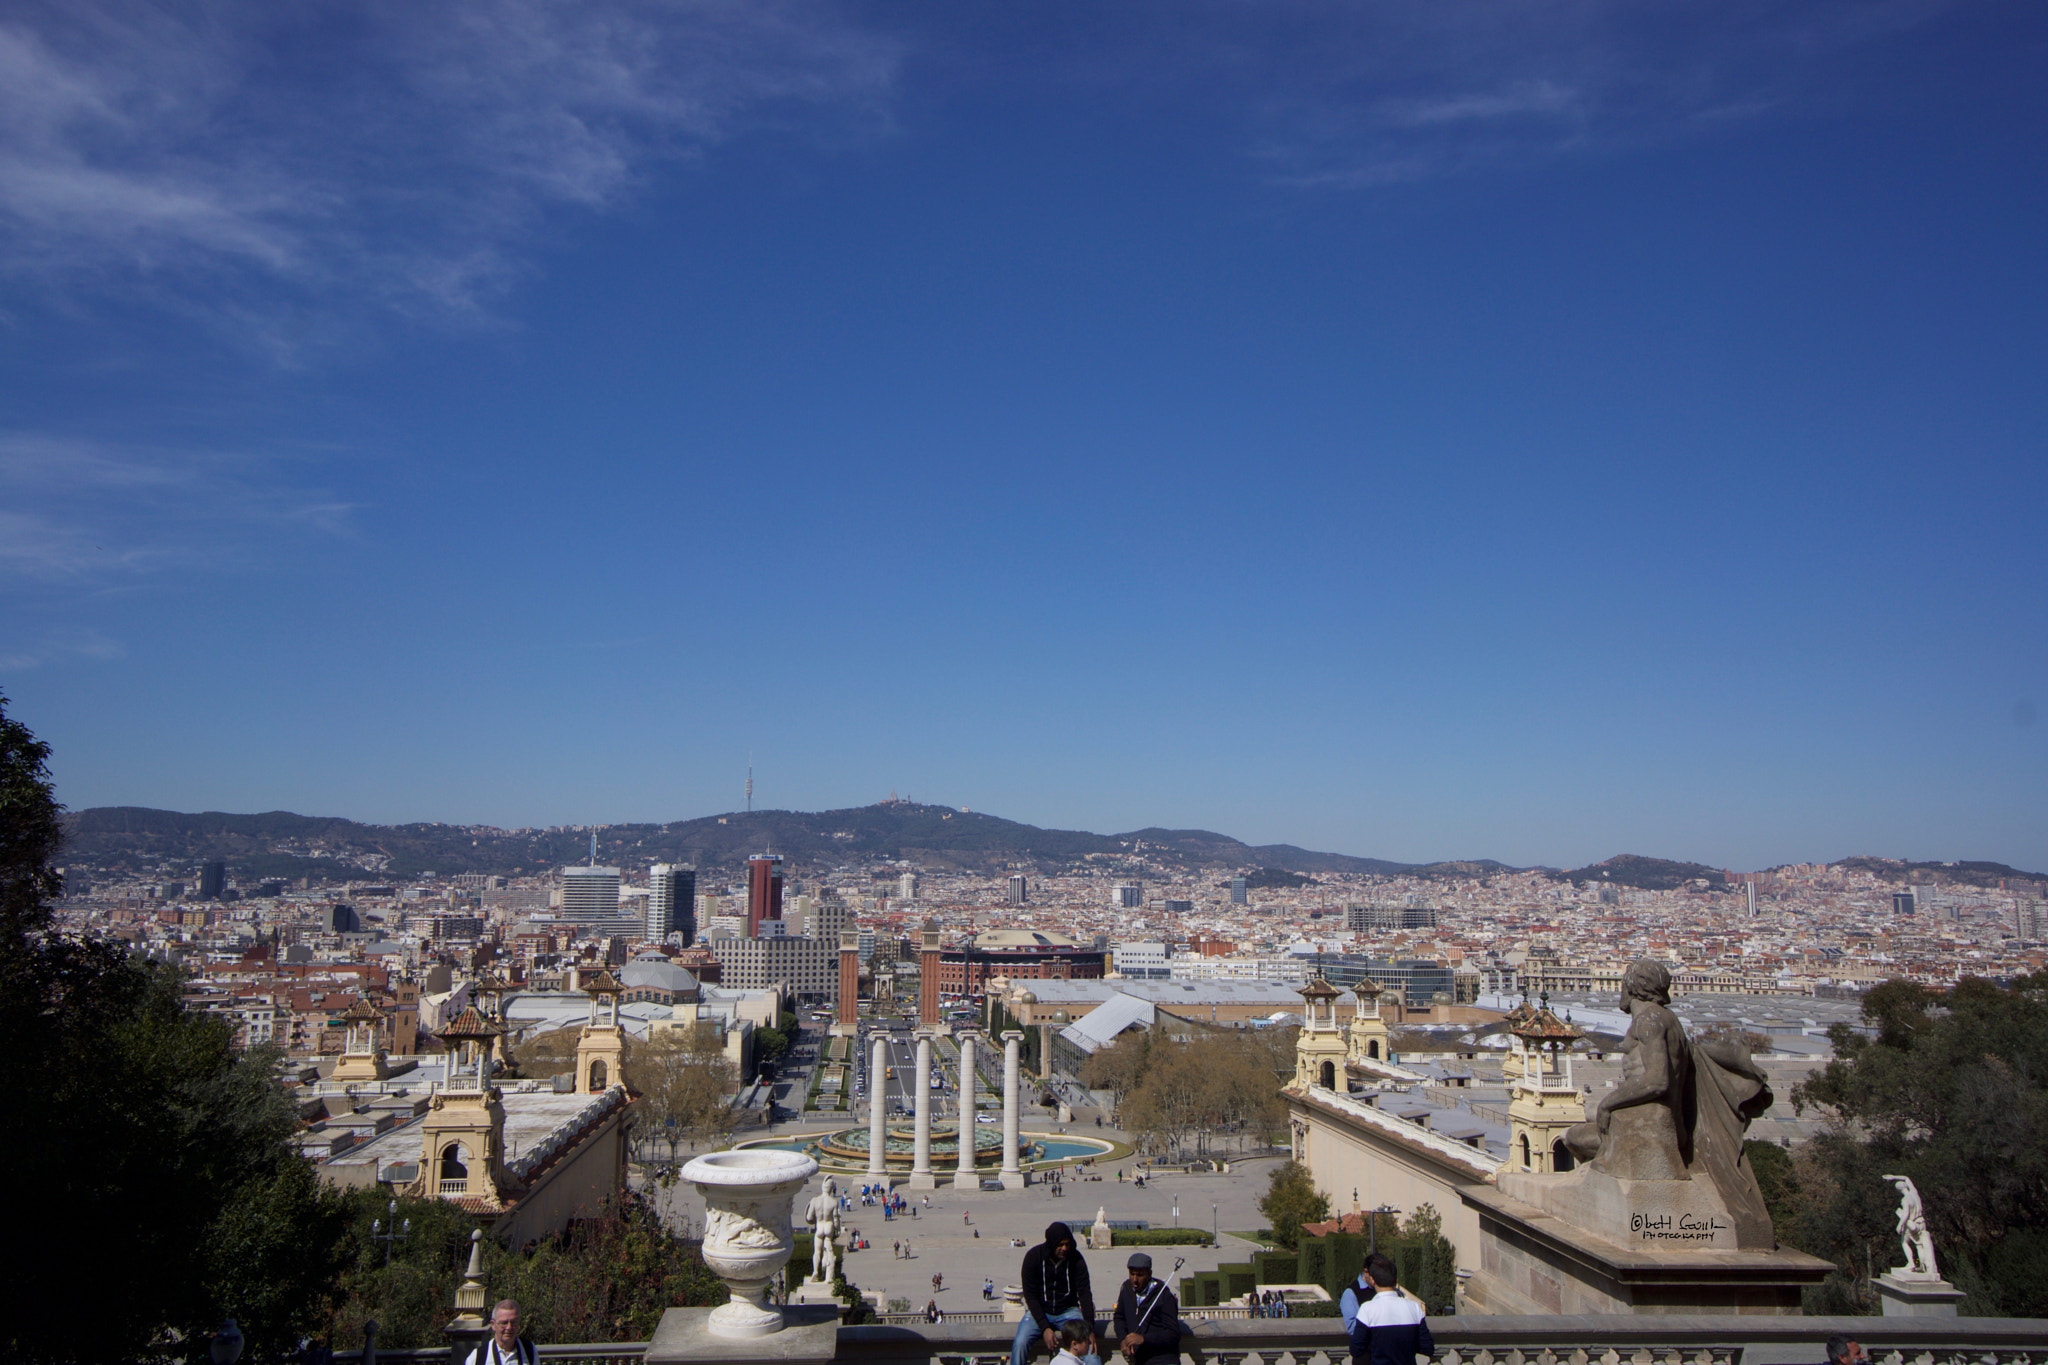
[198,860,227,899]
[809,894,849,945]
[1230,876,1248,905]
[649,864,697,944]
[898,871,919,902]
[747,855,784,937]
[1892,890,1917,916]
[1164,898,1193,915]
[2016,898,2045,940]
[1007,874,1028,906]
[560,865,624,923]
[1111,882,1142,909]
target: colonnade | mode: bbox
[861,1028,1029,1189]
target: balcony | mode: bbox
[327,1312,2048,1365]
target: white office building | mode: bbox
[559,866,623,923]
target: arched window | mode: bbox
[1319,1060,1336,1089]
[1368,1040,1380,1059]
[440,1142,469,1189]
[1552,1139,1575,1173]
[1519,1133,1532,1169]
[589,1059,608,1091]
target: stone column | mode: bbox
[867,1034,888,1182]
[954,1033,977,1189]
[1001,1030,1025,1190]
[909,1032,936,1188]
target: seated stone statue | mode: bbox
[1560,958,1775,1246]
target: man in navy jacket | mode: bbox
[1339,1254,1435,1365]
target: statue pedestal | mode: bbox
[1498,1167,1752,1251]
[1460,1182,1832,1316]
[787,1280,843,1307]
[1873,1273,1965,1317]
[645,1305,841,1365]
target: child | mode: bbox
[1049,1315,1100,1365]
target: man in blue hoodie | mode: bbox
[1015,1222,1099,1365]
[1339,1254,1434,1365]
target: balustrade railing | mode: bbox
[327,1314,2048,1365]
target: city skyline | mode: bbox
[3,2,2044,872]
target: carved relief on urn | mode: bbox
[681,1149,820,1338]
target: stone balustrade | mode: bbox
[328,1313,2048,1365]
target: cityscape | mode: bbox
[3,0,2044,1361]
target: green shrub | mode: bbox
[1111,1228,1215,1246]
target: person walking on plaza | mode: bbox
[463,1300,535,1365]
[1015,1222,1099,1365]
[1112,1254,1180,1365]
[1341,1254,1434,1365]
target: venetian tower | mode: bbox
[1503,1000,1586,1176]
[1347,978,1392,1065]
[414,1006,513,1210]
[1498,995,1539,1083]
[577,969,627,1094]
[1293,976,1349,1091]
[473,970,520,1080]
[331,998,389,1083]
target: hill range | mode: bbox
[56,802,2044,892]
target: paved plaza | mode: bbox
[639,1112,1291,1314]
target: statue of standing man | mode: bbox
[805,1176,841,1284]
[1883,1175,1940,1280]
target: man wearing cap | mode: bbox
[1112,1253,1181,1365]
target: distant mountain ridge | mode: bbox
[55,802,2045,888]
[60,801,1506,882]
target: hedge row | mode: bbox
[1111,1229,1215,1246]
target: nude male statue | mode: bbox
[1883,1174,1940,1279]
[1565,959,1690,1179]
[805,1177,841,1283]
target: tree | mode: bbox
[755,1025,791,1066]
[1790,973,2048,1316]
[1080,1029,1151,1109]
[0,694,350,1363]
[0,691,63,939]
[1259,1161,1332,1251]
[627,1027,739,1159]
[515,1024,583,1077]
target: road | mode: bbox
[846,1026,954,1120]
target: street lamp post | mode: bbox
[371,1199,411,1266]
[1212,1202,1218,1242]
[1369,1204,1400,1256]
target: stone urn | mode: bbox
[682,1149,820,1338]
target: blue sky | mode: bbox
[3,1,2044,872]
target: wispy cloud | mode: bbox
[0,625,124,672]
[1182,0,1959,188]
[0,1,901,327]
[0,432,357,586]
